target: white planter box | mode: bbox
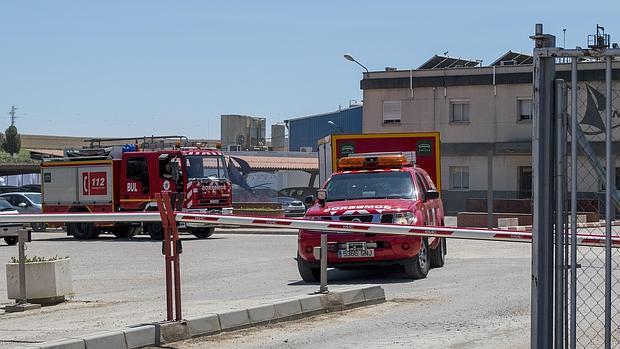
[6,258,73,304]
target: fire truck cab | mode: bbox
[42,145,232,240]
[297,153,447,281]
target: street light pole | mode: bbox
[344,53,369,73]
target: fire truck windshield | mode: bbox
[325,171,416,201]
[186,155,228,180]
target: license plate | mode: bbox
[337,249,375,258]
[209,199,219,204]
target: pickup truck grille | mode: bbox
[317,214,395,223]
[339,215,373,222]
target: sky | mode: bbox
[0,1,618,139]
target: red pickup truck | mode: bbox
[297,153,447,281]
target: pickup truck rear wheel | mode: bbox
[189,227,214,239]
[429,238,446,268]
[4,236,17,245]
[297,253,320,282]
[403,238,430,279]
[144,222,164,240]
[68,223,99,240]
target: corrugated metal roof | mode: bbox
[228,155,318,171]
[27,148,64,157]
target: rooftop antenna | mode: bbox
[443,51,449,56]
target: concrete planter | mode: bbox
[6,258,73,305]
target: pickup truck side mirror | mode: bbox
[424,189,440,202]
[316,189,327,207]
[304,195,315,205]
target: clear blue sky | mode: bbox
[0,1,617,139]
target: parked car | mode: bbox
[278,187,318,207]
[0,198,21,245]
[0,192,45,232]
[0,185,20,194]
[19,184,41,192]
[276,196,306,217]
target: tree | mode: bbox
[2,125,21,156]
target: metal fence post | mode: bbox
[319,233,328,293]
[530,23,556,349]
[604,55,613,349]
[554,79,567,349]
[569,58,578,349]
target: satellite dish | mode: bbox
[236,134,246,145]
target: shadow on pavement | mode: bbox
[288,267,416,286]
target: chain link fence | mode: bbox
[566,77,620,348]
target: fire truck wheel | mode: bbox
[189,227,214,239]
[144,222,164,240]
[112,226,141,239]
[403,238,430,279]
[297,253,320,282]
[4,236,17,246]
[429,237,446,268]
[68,223,99,240]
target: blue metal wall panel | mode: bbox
[288,106,363,151]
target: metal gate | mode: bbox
[532,24,620,349]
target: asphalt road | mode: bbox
[0,227,533,348]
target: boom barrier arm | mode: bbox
[0,212,617,248]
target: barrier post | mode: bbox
[161,192,182,321]
[155,194,174,321]
[319,233,328,293]
[5,230,40,312]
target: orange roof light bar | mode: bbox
[338,153,410,170]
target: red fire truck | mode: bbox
[41,141,231,240]
[298,151,446,281]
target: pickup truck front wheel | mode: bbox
[403,237,429,279]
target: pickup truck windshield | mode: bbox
[325,171,416,201]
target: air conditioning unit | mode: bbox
[299,147,313,153]
[227,144,241,151]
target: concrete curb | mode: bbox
[26,285,385,349]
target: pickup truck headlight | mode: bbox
[393,212,414,225]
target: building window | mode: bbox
[598,167,620,192]
[383,101,401,124]
[518,166,533,199]
[518,98,533,121]
[450,101,470,123]
[450,166,469,190]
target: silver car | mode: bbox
[0,198,21,245]
[0,192,45,232]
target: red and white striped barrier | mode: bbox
[0,212,617,248]
[174,213,620,249]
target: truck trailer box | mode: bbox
[317,132,441,189]
[41,160,117,209]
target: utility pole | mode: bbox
[9,106,17,126]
